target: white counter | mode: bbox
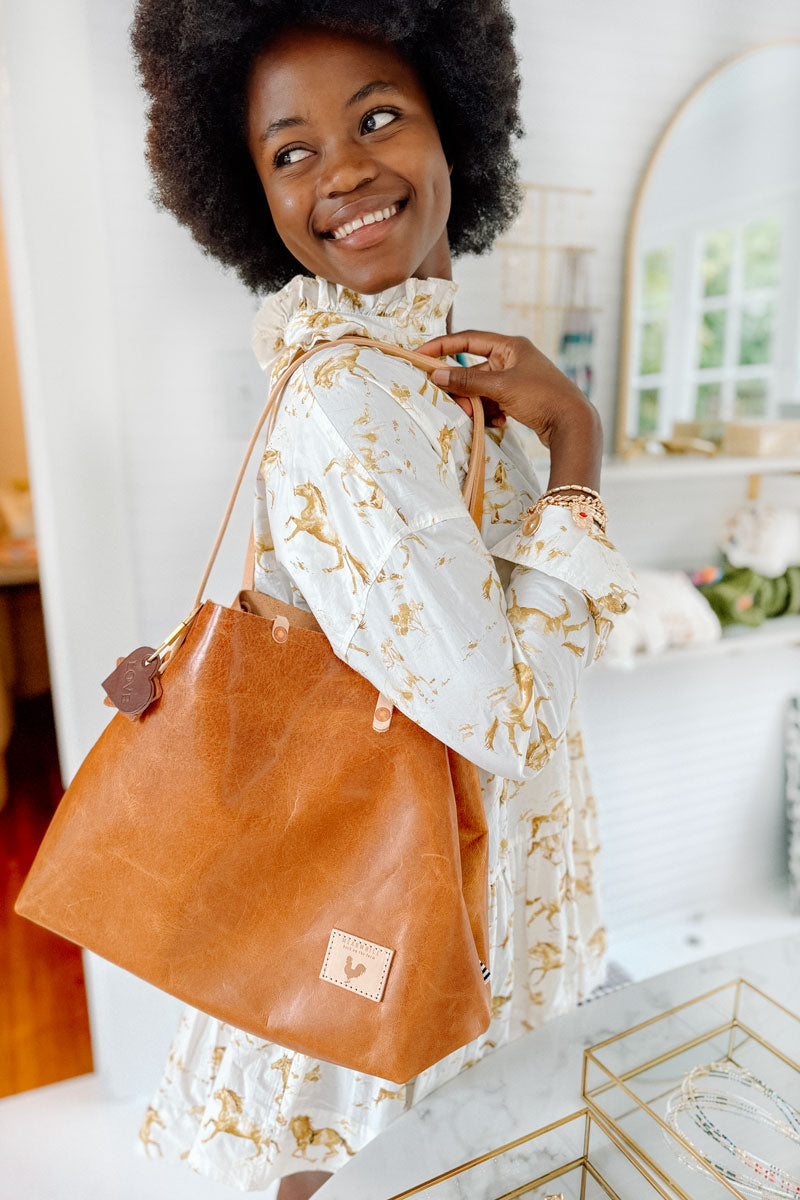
[316,933,800,1199]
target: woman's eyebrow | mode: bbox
[260,79,401,144]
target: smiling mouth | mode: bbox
[321,197,410,244]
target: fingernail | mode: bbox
[431,368,450,385]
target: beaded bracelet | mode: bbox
[522,485,608,537]
[664,1061,800,1198]
[543,484,603,501]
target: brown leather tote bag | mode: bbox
[14,334,492,1085]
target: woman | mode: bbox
[131,2,637,1196]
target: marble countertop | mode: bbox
[316,934,800,1199]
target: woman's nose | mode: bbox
[317,141,377,197]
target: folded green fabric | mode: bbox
[696,560,800,627]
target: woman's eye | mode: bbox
[274,145,312,168]
[361,108,400,134]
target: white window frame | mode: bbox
[629,188,800,438]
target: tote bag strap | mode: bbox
[189,333,486,610]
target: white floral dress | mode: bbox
[136,273,638,1194]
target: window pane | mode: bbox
[739,299,774,366]
[639,319,666,375]
[637,388,659,435]
[696,382,722,419]
[698,309,727,368]
[701,230,733,297]
[734,378,768,418]
[743,216,781,289]
[642,248,673,309]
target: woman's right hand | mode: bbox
[417,328,600,449]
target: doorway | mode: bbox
[0,195,93,1098]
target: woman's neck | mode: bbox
[414,236,454,334]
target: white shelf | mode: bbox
[600,612,800,670]
[532,454,800,482]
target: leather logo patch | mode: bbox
[319,929,394,1002]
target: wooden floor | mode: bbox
[0,693,93,1098]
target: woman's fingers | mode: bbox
[427,352,507,424]
[430,362,504,399]
[417,329,506,360]
[420,330,518,402]
[419,327,590,438]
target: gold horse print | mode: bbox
[290,1115,355,1162]
[487,661,534,755]
[285,481,369,594]
[507,590,589,650]
[311,345,376,390]
[201,1087,278,1161]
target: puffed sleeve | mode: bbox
[260,345,637,782]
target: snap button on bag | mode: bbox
[272,616,290,643]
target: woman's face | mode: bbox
[245,26,453,294]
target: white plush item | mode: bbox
[603,568,721,665]
[720,502,800,578]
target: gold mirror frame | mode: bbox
[616,38,800,457]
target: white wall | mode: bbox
[2,0,800,1100]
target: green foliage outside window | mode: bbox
[639,319,666,375]
[642,248,673,310]
[637,388,660,435]
[739,299,774,366]
[702,230,733,297]
[698,309,727,368]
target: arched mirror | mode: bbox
[617,41,800,456]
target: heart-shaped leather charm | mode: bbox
[101,647,162,719]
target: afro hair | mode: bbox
[130,0,525,294]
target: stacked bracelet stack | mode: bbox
[665,1060,800,1198]
[522,484,608,537]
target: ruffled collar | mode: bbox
[251,272,458,380]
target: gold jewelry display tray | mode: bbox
[385,1108,673,1199]
[582,979,800,1199]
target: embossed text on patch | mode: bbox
[319,928,394,1002]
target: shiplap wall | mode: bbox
[2,0,800,1096]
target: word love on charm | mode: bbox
[101,647,163,720]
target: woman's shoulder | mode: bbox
[275,340,472,474]
[263,344,469,528]
[269,339,544,545]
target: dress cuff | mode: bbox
[490,502,639,619]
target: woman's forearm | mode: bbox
[544,407,604,494]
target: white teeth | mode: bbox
[332,202,400,240]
